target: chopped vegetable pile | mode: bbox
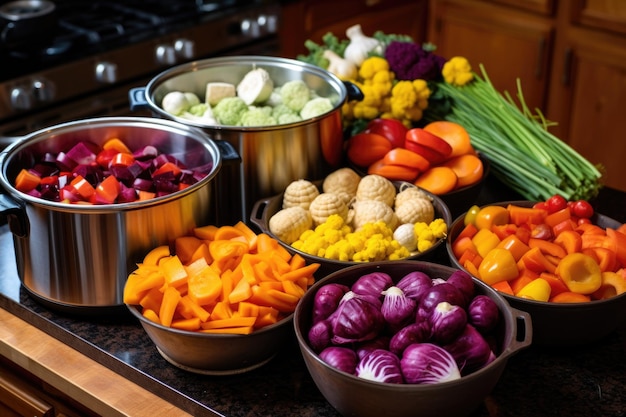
[451,195,626,302]
[124,222,319,334]
[13,138,209,204]
[268,168,448,261]
[306,268,500,383]
[160,66,336,126]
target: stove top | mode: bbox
[0,0,267,81]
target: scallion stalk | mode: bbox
[425,65,602,201]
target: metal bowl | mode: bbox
[250,182,452,277]
[446,200,626,346]
[293,261,532,417]
[127,304,294,375]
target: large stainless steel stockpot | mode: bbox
[0,117,226,311]
[129,55,362,225]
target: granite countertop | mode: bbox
[1,175,625,417]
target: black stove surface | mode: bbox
[0,0,266,81]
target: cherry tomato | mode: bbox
[572,200,594,218]
[533,201,549,211]
[577,217,592,225]
[546,194,567,213]
[464,205,480,226]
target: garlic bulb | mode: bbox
[343,24,382,67]
[323,50,358,80]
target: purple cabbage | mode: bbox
[307,319,332,352]
[312,283,349,324]
[356,336,390,360]
[381,286,416,331]
[400,343,461,384]
[351,272,393,299]
[417,282,466,320]
[356,349,403,384]
[429,302,467,345]
[331,292,384,344]
[319,347,358,375]
[446,270,475,306]
[396,271,433,302]
[443,324,495,375]
[468,295,500,335]
[389,321,430,356]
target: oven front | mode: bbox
[0,0,282,145]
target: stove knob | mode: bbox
[156,44,176,65]
[32,78,55,102]
[95,62,118,84]
[174,39,194,60]
[10,86,33,110]
[240,18,260,38]
[258,14,278,34]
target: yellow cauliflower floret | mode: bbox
[442,56,474,86]
[389,79,431,124]
[325,240,355,261]
[429,218,448,239]
[417,239,434,253]
[358,56,390,80]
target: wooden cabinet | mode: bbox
[427,0,626,191]
[279,0,429,59]
[0,357,99,417]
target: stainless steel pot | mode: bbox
[129,55,363,225]
[0,117,227,312]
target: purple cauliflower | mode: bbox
[384,41,446,81]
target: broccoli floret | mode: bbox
[239,106,277,126]
[300,97,334,119]
[212,96,249,125]
[297,32,349,68]
[280,80,311,112]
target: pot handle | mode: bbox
[0,194,28,237]
[249,198,271,233]
[343,81,364,102]
[214,139,240,165]
[502,307,533,356]
[128,87,149,112]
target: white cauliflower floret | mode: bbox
[280,80,311,112]
[212,96,249,125]
[300,97,334,119]
[239,106,277,126]
[161,91,199,116]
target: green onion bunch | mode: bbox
[425,66,603,202]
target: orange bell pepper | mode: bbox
[507,204,547,226]
[477,248,519,285]
[497,234,530,262]
[518,246,558,274]
[553,230,583,255]
[591,271,626,300]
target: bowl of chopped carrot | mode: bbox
[446,199,626,345]
[124,221,320,374]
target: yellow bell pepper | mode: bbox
[478,248,519,286]
[555,253,602,294]
[516,278,551,301]
[472,228,501,258]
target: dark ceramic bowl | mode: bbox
[250,182,452,277]
[446,201,626,346]
[293,261,532,417]
[127,304,293,375]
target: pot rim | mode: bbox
[142,55,349,131]
[0,116,222,212]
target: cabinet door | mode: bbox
[280,0,428,58]
[546,30,626,192]
[428,0,554,112]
